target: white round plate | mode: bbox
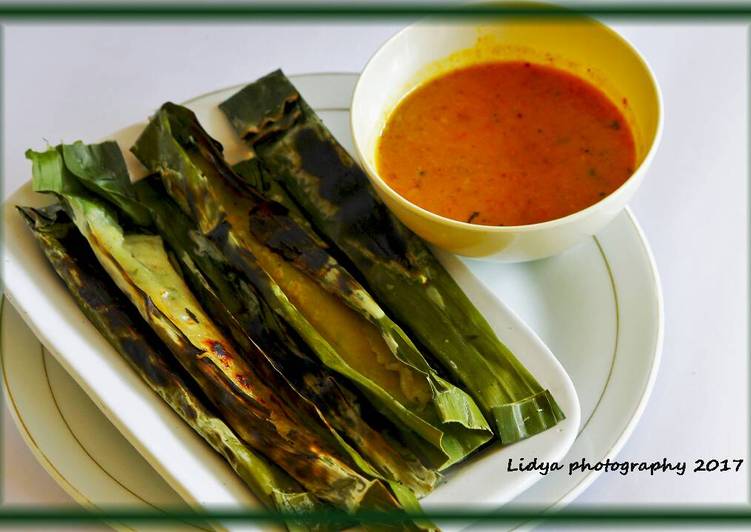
[2,73,661,530]
[0,301,206,532]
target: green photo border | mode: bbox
[0,2,749,529]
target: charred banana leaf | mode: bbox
[26,145,412,516]
[220,70,565,443]
[17,203,324,531]
[233,157,318,238]
[131,103,492,469]
[133,175,437,498]
[54,139,437,497]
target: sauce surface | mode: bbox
[376,61,636,226]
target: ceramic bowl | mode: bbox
[351,4,663,261]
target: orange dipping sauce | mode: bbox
[376,61,636,226]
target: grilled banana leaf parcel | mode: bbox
[61,141,437,497]
[17,203,323,529]
[131,103,492,469]
[26,145,414,516]
[220,70,565,443]
[133,176,437,498]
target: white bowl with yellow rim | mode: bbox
[351,4,663,261]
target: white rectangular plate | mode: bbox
[2,73,579,531]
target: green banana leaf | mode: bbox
[26,145,413,517]
[131,103,492,469]
[233,157,318,238]
[61,141,152,226]
[17,203,324,532]
[219,70,565,444]
[53,138,438,497]
[134,175,438,498]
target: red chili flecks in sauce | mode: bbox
[376,61,637,226]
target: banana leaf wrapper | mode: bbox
[219,70,565,444]
[132,175,438,498]
[26,145,412,517]
[131,103,492,469]
[57,140,437,498]
[233,157,320,240]
[16,203,324,531]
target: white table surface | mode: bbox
[2,15,748,530]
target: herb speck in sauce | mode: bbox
[377,61,636,225]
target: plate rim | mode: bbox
[0,299,130,532]
[542,207,664,511]
[0,298,212,532]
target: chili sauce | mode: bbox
[376,61,636,226]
